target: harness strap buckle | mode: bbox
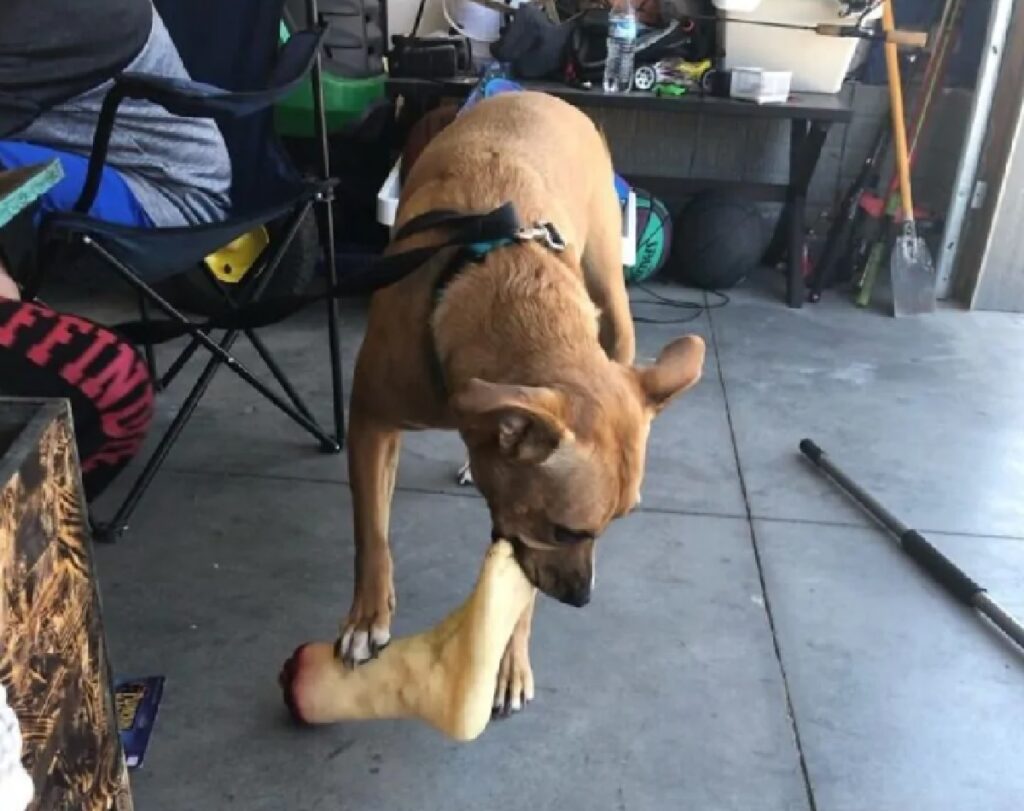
[515,222,566,253]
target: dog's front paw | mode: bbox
[493,635,534,717]
[338,590,394,667]
[456,459,474,486]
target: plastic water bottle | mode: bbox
[603,0,637,93]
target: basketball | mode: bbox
[626,189,672,284]
[671,192,765,289]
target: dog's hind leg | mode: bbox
[340,406,402,666]
[582,188,636,365]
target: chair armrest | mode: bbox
[73,25,327,214]
[116,26,327,118]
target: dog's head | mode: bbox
[452,335,704,607]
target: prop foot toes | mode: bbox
[280,642,348,725]
[280,643,312,725]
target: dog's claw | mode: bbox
[492,642,534,719]
[336,624,392,667]
[351,630,372,663]
[492,686,529,719]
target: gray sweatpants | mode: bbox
[15,9,232,227]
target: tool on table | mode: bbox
[718,17,927,47]
[881,0,936,316]
[855,0,962,308]
[799,440,1024,654]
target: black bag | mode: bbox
[567,9,610,83]
[390,34,472,79]
[490,5,575,80]
[388,0,471,79]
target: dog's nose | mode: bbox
[560,578,592,608]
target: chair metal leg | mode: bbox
[320,200,346,448]
[87,193,343,533]
[137,292,161,389]
[306,1,347,448]
[94,327,242,538]
[84,238,340,450]
[195,262,320,426]
[159,264,239,389]
[160,335,202,389]
[244,327,318,424]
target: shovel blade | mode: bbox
[891,236,936,316]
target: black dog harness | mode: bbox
[390,203,565,302]
[385,203,566,394]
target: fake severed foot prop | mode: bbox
[280,540,533,742]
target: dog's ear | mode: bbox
[452,378,571,463]
[636,334,705,413]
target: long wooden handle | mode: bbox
[883,0,915,222]
[814,24,927,47]
[884,0,963,198]
[886,30,929,48]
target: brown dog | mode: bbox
[340,91,705,712]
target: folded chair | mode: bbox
[36,0,347,541]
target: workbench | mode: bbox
[387,77,853,308]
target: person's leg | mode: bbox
[0,265,17,299]
[0,298,154,500]
[0,142,154,295]
[0,202,40,296]
[0,141,153,227]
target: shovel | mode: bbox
[883,0,936,316]
[856,0,962,309]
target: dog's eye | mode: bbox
[553,525,593,545]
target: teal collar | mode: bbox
[466,237,517,258]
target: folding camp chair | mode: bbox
[35,0,347,541]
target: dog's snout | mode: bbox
[506,534,595,607]
[555,571,592,608]
[533,564,593,608]
[562,582,592,608]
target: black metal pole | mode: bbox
[305,0,347,450]
[799,438,1024,652]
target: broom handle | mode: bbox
[883,0,915,222]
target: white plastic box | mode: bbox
[713,0,882,94]
[730,68,792,104]
[377,160,638,267]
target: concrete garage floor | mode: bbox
[82,275,1024,811]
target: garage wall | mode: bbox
[961,111,1024,311]
[388,0,445,39]
[950,0,1024,311]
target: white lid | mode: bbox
[711,0,762,11]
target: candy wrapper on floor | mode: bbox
[280,540,534,742]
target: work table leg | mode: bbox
[765,119,830,308]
